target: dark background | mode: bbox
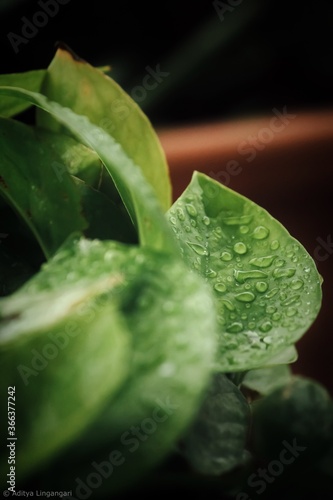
[0,0,333,127]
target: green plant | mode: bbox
[0,47,332,499]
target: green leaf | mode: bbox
[251,376,333,463]
[0,86,178,255]
[0,69,45,117]
[36,47,172,212]
[261,344,298,365]
[242,364,292,395]
[73,177,137,243]
[20,236,217,495]
[180,374,250,476]
[36,128,103,189]
[167,171,322,371]
[36,128,137,242]
[0,246,131,480]
[0,117,86,258]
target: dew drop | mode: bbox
[202,216,210,225]
[248,321,256,329]
[252,226,270,240]
[275,259,285,267]
[273,268,296,279]
[234,242,247,255]
[234,269,268,283]
[206,269,217,278]
[272,312,281,321]
[235,291,256,303]
[226,322,244,333]
[241,313,248,320]
[218,315,226,326]
[213,227,223,237]
[214,282,227,293]
[290,278,304,290]
[259,321,272,333]
[256,281,268,293]
[286,307,298,317]
[249,255,275,268]
[190,219,197,227]
[186,204,197,217]
[266,305,276,314]
[240,225,250,234]
[280,294,300,306]
[187,242,208,256]
[263,336,273,344]
[265,287,279,298]
[169,216,177,225]
[221,251,233,261]
[176,208,185,221]
[223,215,253,226]
[221,299,235,311]
[185,225,191,232]
[270,240,280,250]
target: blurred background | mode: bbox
[1,0,333,125]
[1,0,333,393]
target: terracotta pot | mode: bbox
[158,110,333,395]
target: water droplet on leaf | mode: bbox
[186,204,197,217]
[256,281,268,293]
[221,251,233,261]
[187,242,208,256]
[214,283,227,293]
[252,226,270,240]
[234,242,247,254]
[226,322,244,333]
[273,268,296,279]
[249,256,275,268]
[259,321,273,332]
[235,291,256,303]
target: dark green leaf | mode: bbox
[18,235,217,494]
[0,241,131,481]
[167,171,322,371]
[36,47,172,211]
[0,69,45,117]
[0,117,87,258]
[180,373,250,476]
[251,376,333,462]
[0,87,178,255]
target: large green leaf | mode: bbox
[36,47,172,211]
[167,171,322,371]
[180,373,250,476]
[0,86,178,255]
[0,250,131,481]
[18,235,217,495]
[0,117,86,258]
[0,69,45,117]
